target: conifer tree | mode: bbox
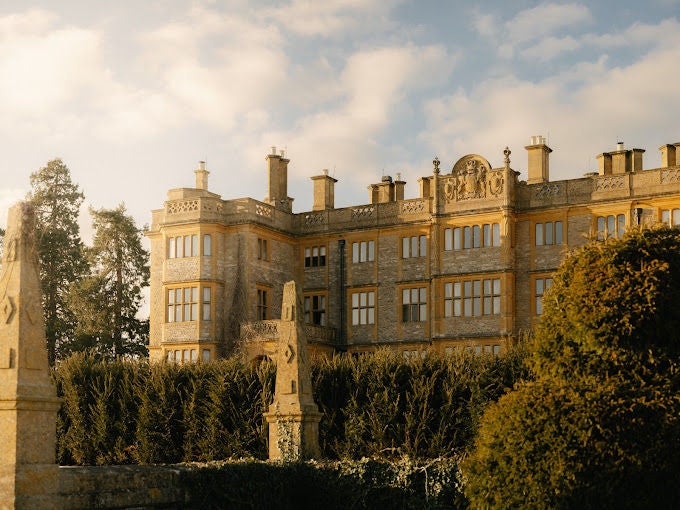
[67,204,149,358]
[28,159,88,365]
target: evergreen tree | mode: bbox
[28,159,88,365]
[67,204,149,358]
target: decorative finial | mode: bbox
[503,147,511,168]
[433,156,440,175]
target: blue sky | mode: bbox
[1,0,679,233]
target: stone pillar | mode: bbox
[0,202,61,509]
[264,281,322,461]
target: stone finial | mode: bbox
[264,281,322,461]
[0,201,61,506]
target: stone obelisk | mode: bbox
[264,281,322,460]
[0,202,61,509]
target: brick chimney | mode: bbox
[525,135,551,184]
[311,169,337,211]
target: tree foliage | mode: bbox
[464,227,680,509]
[66,204,150,358]
[28,159,88,365]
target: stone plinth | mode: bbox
[0,202,61,509]
[264,281,322,460]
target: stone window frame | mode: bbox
[401,234,427,259]
[534,220,564,246]
[350,288,376,326]
[401,286,427,323]
[443,277,501,318]
[443,223,500,251]
[303,293,327,326]
[351,240,375,264]
[304,245,327,268]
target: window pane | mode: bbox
[444,229,452,250]
[454,228,461,250]
[535,223,544,246]
[473,225,481,248]
[402,237,409,258]
[493,223,500,246]
[555,221,563,244]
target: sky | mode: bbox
[1,0,680,234]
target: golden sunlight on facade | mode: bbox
[146,139,680,362]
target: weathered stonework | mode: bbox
[146,140,680,361]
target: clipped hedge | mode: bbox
[54,346,529,465]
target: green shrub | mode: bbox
[464,227,680,509]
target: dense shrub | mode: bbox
[54,345,528,465]
[464,227,680,509]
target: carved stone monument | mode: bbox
[264,281,322,460]
[0,202,61,509]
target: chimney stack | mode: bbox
[525,135,552,184]
[195,161,209,190]
[311,170,337,211]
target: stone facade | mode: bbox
[146,140,680,361]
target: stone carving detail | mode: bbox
[400,200,426,215]
[661,169,680,185]
[445,154,494,202]
[534,183,562,199]
[255,203,274,218]
[352,206,374,220]
[595,176,625,192]
[167,200,199,214]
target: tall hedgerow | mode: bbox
[464,227,680,509]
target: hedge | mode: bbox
[54,346,529,466]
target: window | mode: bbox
[166,287,198,322]
[257,288,268,320]
[661,209,680,227]
[304,245,327,267]
[535,221,563,245]
[596,215,625,240]
[304,295,326,326]
[444,223,501,251]
[258,238,268,260]
[351,291,375,325]
[402,287,427,322]
[402,235,427,258]
[203,234,212,256]
[352,240,375,263]
[202,287,211,321]
[535,277,553,315]
[167,235,200,258]
[445,278,501,317]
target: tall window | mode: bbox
[304,246,327,267]
[351,291,375,325]
[535,221,563,246]
[202,287,211,321]
[402,287,427,322]
[535,277,553,315]
[444,278,501,317]
[166,287,198,322]
[596,215,625,240]
[304,295,326,325]
[257,288,268,320]
[661,209,680,227]
[257,238,269,261]
[402,235,427,258]
[167,235,199,258]
[352,240,375,263]
[444,223,500,251]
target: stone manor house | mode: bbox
[147,138,680,363]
